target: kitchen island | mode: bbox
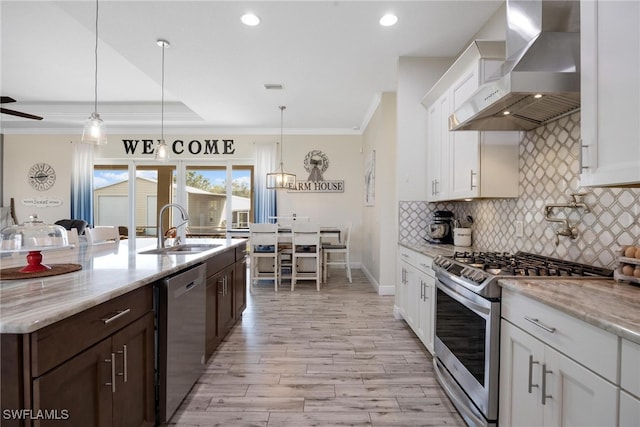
[0,237,247,427]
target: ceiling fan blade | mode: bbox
[1,96,17,104]
[0,107,43,120]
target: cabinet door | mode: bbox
[580,0,640,186]
[234,257,247,319]
[620,390,640,427]
[427,94,450,201]
[499,320,545,427]
[33,338,113,427]
[396,262,409,318]
[543,345,618,427]
[405,265,420,331]
[111,312,155,427]
[217,265,235,337]
[449,67,480,199]
[418,273,435,354]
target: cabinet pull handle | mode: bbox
[434,179,439,195]
[524,316,556,333]
[541,364,552,405]
[101,309,131,324]
[528,355,539,393]
[470,170,477,189]
[117,345,128,383]
[104,353,116,393]
[420,280,424,300]
[580,140,589,170]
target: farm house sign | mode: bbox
[288,150,344,193]
[121,139,235,156]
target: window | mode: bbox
[94,163,252,238]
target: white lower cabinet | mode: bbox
[500,320,618,427]
[396,247,435,354]
[620,339,640,427]
[500,289,620,427]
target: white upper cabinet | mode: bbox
[580,0,640,187]
[422,41,520,202]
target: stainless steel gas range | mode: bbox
[431,251,613,427]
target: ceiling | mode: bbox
[1,0,503,135]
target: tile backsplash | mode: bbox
[399,112,640,269]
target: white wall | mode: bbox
[2,132,365,266]
[361,92,396,294]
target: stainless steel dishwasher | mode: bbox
[157,263,206,423]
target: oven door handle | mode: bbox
[436,279,491,318]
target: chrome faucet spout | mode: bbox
[157,203,190,248]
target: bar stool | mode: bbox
[249,223,280,291]
[291,222,321,291]
[322,222,352,283]
[85,226,119,245]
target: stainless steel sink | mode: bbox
[139,243,221,255]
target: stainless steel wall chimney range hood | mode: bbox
[449,0,580,131]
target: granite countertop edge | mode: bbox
[0,238,246,334]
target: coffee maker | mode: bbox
[425,210,454,244]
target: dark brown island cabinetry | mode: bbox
[205,244,247,359]
[1,286,155,427]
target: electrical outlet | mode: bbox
[515,220,524,238]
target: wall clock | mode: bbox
[28,163,56,191]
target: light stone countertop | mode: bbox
[398,240,640,345]
[0,237,246,334]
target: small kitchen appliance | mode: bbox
[426,210,454,244]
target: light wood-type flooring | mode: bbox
[168,269,465,426]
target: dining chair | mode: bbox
[85,226,120,245]
[322,222,352,283]
[66,227,80,246]
[249,223,280,291]
[291,222,321,291]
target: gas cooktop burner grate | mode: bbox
[451,251,613,278]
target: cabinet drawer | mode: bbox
[622,339,640,398]
[398,247,434,277]
[398,246,415,265]
[235,244,248,261]
[502,289,618,383]
[414,253,434,277]
[32,286,153,376]
[205,248,235,277]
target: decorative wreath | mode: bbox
[303,150,329,174]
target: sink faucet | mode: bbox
[157,203,190,249]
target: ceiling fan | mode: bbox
[1,96,43,120]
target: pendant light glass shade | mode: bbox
[155,139,170,162]
[266,106,296,189]
[155,39,170,162]
[82,0,107,145]
[82,112,107,145]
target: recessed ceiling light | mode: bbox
[241,13,260,26]
[534,93,543,99]
[503,111,511,116]
[379,14,398,27]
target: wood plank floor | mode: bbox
[168,269,465,426]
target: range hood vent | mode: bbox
[450,0,581,131]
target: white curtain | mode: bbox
[254,142,277,223]
[70,142,95,226]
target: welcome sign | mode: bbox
[288,150,344,193]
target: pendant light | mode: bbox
[81,0,107,145]
[155,39,170,162]
[266,106,296,189]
